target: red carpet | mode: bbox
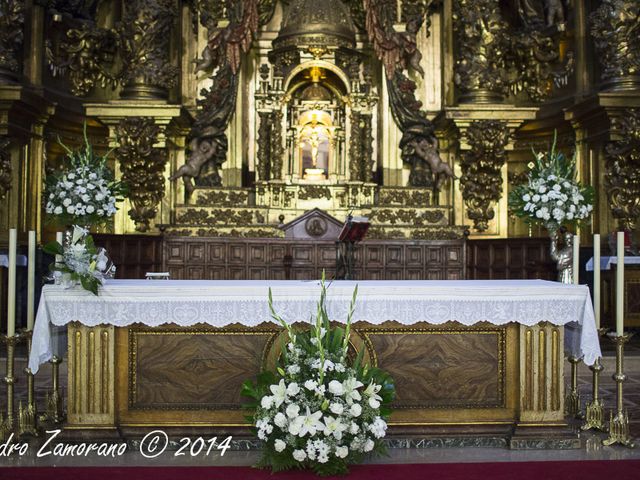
[2,461,640,480]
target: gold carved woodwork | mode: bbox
[46,21,118,97]
[0,0,24,81]
[175,208,256,226]
[118,0,178,99]
[605,108,640,230]
[460,120,510,232]
[518,323,564,422]
[298,185,332,200]
[590,1,640,91]
[115,117,168,232]
[0,135,11,200]
[194,189,250,207]
[67,323,116,429]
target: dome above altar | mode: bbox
[272,0,356,51]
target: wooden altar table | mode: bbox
[29,280,600,448]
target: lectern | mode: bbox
[335,215,369,280]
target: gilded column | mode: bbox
[67,324,116,430]
[590,1,640,92]
[605,110,640,231]
[0,0,24,83]
[452,0,509,103]
[118,0,178,100]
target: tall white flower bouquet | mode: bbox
[43,225,115,295]
[509,133,594,233]
[242,275,395,476]
[45,124,126,227]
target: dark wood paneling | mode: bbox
[466,238,555,280]
[93,234,163,279]
[161,238,467,281]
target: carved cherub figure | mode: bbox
[169,127,226,196]
[412,137,456,190]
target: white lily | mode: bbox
[269,379,287,408]
[364,382,383,408]
[342,377,363,405]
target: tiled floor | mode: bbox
[1,334,640,467]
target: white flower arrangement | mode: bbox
[509,133,594,233]
[43,225,115,295]
[45,124,126,227]
[242,274,395,476]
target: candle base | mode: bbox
[18,330,38,436]
[42,356,65,424]
[1,334,20,441]
[582,329,608,432]
[565,356,582,419]
[603,332,635,448]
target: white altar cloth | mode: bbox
[585,256,640,271]
[29,279,601,373]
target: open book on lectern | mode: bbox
[338,216,370,242]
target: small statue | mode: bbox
[411,137,456,190]
[169,127,226,196]
[545,0,566,28]
[550,226,573,284]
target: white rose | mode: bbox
[350,404,362,417]
[54,206,63,215]
[522,193,531,202]
[66,206,75,214]
[274,412,287,429]
[287,364,300,375]
[86,205,95,214]
[328,380,344,396]
[292,449,306,462]
[286,404,300,419]
[304,380,317,391]
[532,194,541,202]
[329,403,344,415]
[261,395,274,409]
[363,439,375,452]
[349,422,359,434]
[335,446,348,458]
[274,439,286,452]
[287,382,300,397]
[541,194,548,203]
[63,198,72,207]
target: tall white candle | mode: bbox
[7,228,17,337]
[593,233,600,329]
[616,231,625,336]
[56,231,63,264]
[27,230,36,331]
[572,234,580,285]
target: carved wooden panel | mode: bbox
[467,238,555,280]
[360,326,505,409]
[129,328,279,410]
[93,234,163,279]
[161,238,466,281]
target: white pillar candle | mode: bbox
[616,231,625,336]
[7,228,17,337]
[27,230,36,331]
[593,233,600,329]
[55,231,63,263]
[572,234,580,285]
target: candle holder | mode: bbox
[565,355,582,418]
[582,328,608,432]
[18,329,37,436]
[603,332,635,448]
[42,355,64,424]
[0,333,20,442]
